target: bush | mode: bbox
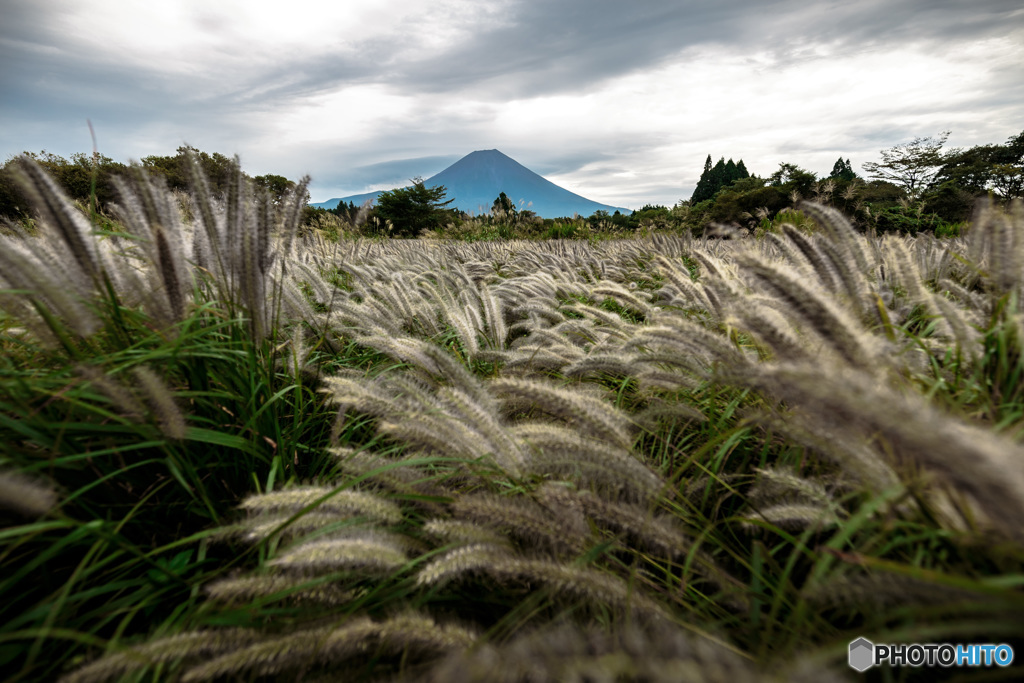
[871,205,950,235]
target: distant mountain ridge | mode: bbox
[312,150,630,218]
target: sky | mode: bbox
[2,0,1022,210]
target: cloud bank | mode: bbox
[2,0,1022,208]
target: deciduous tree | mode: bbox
[862,131,950,199]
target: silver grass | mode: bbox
[182,614,476,681]
[727,299,809,362]
[561,353,641,379]
[799,201,873,282]
[223,511,392,544]
[417,619,830,683]
[110,169,191,323]
[627,320,744,366]
[741,502,845,532]
[549,486,690,558]
[270,536,408,573]
[0,469,58,518]
[490,376,634,449]
[329,450,448,514]
[730,363,1024,541]
[60,629,262,683]
[746,466,842,510]
[239,487,403,524]
[512,422,664,502]
[494,557,669,619]
[75,364,146,420]
[422,519,514,549]
[204,573,352,606]
[775,226,839,294]
[451,493,588,556]
[735,254,882,371]
[12,157,103,286]
[0,237,101,338]
[631,397,706,429]
[416,543,516,587]
[438,385,529,474]
[743,409,902,496]
[131,366,186,440]
[591,283,653,316]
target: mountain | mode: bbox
[311,150,630,218]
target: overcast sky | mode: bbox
[2,0,1022,209]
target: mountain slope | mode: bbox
[312,150,630,218]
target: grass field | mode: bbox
[2,155,1023,681]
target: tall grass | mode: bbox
[2,156,1023,681]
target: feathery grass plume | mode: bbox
[75,364,146,420]
[728,363,1024,541]
[746,466,842,510]
[742,408,901,496]
[627,319,744,366]
[270,536,409,573]
[631,397,707,430]
[330,449,449,514]
[12,156,103,286]
[419,620,801,683]
[0,469,58,518]
[512,422,664,502]
[561,353,640,380]
[592,282,653,317]
[502,343,584,376]
[438,385,529,475]
[727,298,809,363]
[204,573,353,606]
[451,492,588,557]
[799,201,873,280]
[0,236,101,339]
[131,365,186,439]
[547,484,747,604]
[560,301,634,339]
[423,519,514,549]
[779,225,842,294]
[653,254,714,311]
[182,614,477,682]
[110,168,190,323]
[735,253,882,371]
[479,282,508,348]
[416,542,515,587]
[564,487,695,558]
[224,511,372,544]
[969,198,1024,296]
[497,557,669,619]
[883,236,951,333]
[490,376,634,449]
[183,151,226,282]
[741,502,845,533]
[60,629,262,683]
[240,487,403,524]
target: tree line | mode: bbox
[0,146,306,221]
[680,129,1023,236]
[3,129,1021,238]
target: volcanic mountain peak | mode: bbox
[313,150,629,218]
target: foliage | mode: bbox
[374,178,456,237]
[828,157,857,181]
[933,129,1024,199]
[691,154,751,204]
[862,131,950,199]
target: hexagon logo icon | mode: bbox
[849,637,874,672]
